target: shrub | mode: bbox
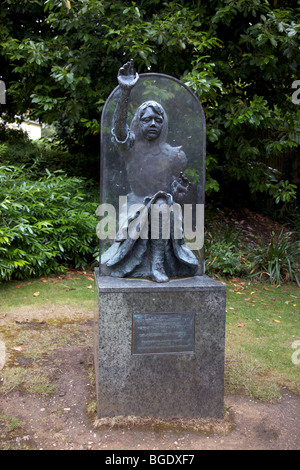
[0,124,99,181]
[249,230,300,286]
[0,165,99,281]
[204,222,250,277]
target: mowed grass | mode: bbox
[224,278,300,400]
[0,270,96,312]
[0,271,299,401]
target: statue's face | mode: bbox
[139,107,164,141]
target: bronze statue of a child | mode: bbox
[101,60,198,282]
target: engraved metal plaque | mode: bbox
[132,312,195,355]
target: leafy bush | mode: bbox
[1,0,299,203]
[204,222,250,277]
[204,218,300,285]
[249,230,300,287]
[0,124,99,181]
[0,165,99,281]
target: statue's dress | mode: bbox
[101,105,198,279]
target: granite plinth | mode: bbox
[94,269,226,419]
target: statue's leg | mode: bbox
[151,239,168,282]
[150,197,169,283]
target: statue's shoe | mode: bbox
[151,269,169,283]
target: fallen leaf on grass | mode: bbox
[86,285,93,289]
[238,323,245,327]
[87,277,94,281]
[33,292,40,297]
[272,319,280,323]
[16,284,22,288]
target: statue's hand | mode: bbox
[171,172,191,203]
[118,59,139,90]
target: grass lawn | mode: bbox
[224,277,300,400]
[0,270,96,312]
[0,271,299,401]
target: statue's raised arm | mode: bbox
[112,60,139,143]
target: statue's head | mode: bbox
[131,101,168,143]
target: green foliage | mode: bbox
[249,229,300,286]
[0,124,99,180]
[0,0,299,199]
[0,165,98,280]
[267,180,297,204]
[204,221,249,277]
[204,212,300,286]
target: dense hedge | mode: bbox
[0,165,99,280]
[0,124,99,181]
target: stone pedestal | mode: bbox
[94,269,226,419]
